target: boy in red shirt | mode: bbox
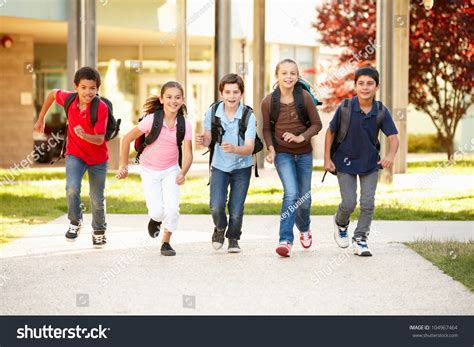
[34,67,109,248]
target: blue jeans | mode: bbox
[210,166,252,240]
[65,155,108,231]
[275,152,313,244]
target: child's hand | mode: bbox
[221,142,235,153]
[176,172,186,185]
[74,125,86,139]
[116,166,128,180]
[282,132,305,143]
[324,158,336,173]
[378,155,395,169]
[34,119,45,133]
[195,133,205,146]
[265,148,275,164]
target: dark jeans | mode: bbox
[209,166,252,240]
[65,155,108,232]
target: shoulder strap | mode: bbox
[238,105,252,145]
[176,113,186,168]
[144,108,164,146]
[336,98,352,145]
[269,89,280,148]
[63,93,78,119]
[89,96,101,127]
[293,83,310,128]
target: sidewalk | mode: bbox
[1,214,472,315]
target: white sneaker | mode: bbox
[352,238,372,256]
[299,230,312,249]
[333,215,350,248]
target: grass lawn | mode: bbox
[1,163,473,245]
[405,240,474,292]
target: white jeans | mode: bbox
[140,164,180,233]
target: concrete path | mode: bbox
[1,214,472,315]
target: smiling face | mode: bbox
[220,83,243,110]
[354,75,379,102]
[74,79,98,105]
[160,87,184,115]
[276,62,299,90]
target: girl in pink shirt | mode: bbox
[117,81,193,256]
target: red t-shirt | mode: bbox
[56,90,109,165]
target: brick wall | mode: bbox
[0,34,35,169]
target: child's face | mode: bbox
[220,83,243,109]
[355,75,379,101]
[276,62,298,89]
[160,87,184,114]
[74,79,98,104]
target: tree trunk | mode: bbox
[445,136,454,161]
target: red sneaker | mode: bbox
[276,242,292,257]
[299,230,312,249]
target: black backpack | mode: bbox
[205,101,264,180]
[134,108,186,168]
[322,98,386,181]
[269,80,322,148]
[54,93,121,163]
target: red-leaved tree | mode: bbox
[314,0,473,158]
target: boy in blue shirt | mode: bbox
[195,73,257,253]
[324,66,399,256]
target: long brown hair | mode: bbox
[142,81,188,115]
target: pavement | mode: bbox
[1,214,472,315]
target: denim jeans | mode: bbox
[65,155,108,231]
[275,152,313,244]
[335,171,378,241]
[209,166,252,240]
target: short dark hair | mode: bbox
[219,73,245,94]
[354,65,379,86]
[74,66,101,88]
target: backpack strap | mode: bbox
[63,93,77,119]
[136,108,164,159]
[176,112,186,168]
[53,92,78,164]
[293,83,311,128]
[206,101,224,185]
[89,96,101,127]
[269,88,280,149]
[238,105,252,145]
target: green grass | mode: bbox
[405,240,474,292]
[1,168,473,245]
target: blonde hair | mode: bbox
[142,81,188,115]
[273,58,302,90]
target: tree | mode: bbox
[314,0,473,159]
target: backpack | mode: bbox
[269,79,322,148]
[205,101,264,181]
[53,93,121,163]
[322,98,386,181]
[133,108,186,167]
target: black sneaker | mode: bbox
[65,221,82,242]
[148,219,162,238]
[228,239,241,253]
[161,242,176,256]
[92,230,107,249]
[212,227,225,250]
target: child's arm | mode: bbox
[195,130,212,147]
[324,128,336,173]
[117,127,144,179]
[221,139,255,156]
[176,140,193,185]
[34,89,59,133]
[378,134,399,169]
[73,125,105,145]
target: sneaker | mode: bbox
[352,238,372,256]
[333,215,350,248]
[276,242,292,257]
[148,219,162,238]
[299,230,312,248]
[228,239,241,253]
[211,227,225,250]
[92,230,107,249]
[161,242,176,256]
[65,221,82,242]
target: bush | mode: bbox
[408,133,445,153]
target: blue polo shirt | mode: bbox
[204,102,256,173]
[329,96,398,175]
